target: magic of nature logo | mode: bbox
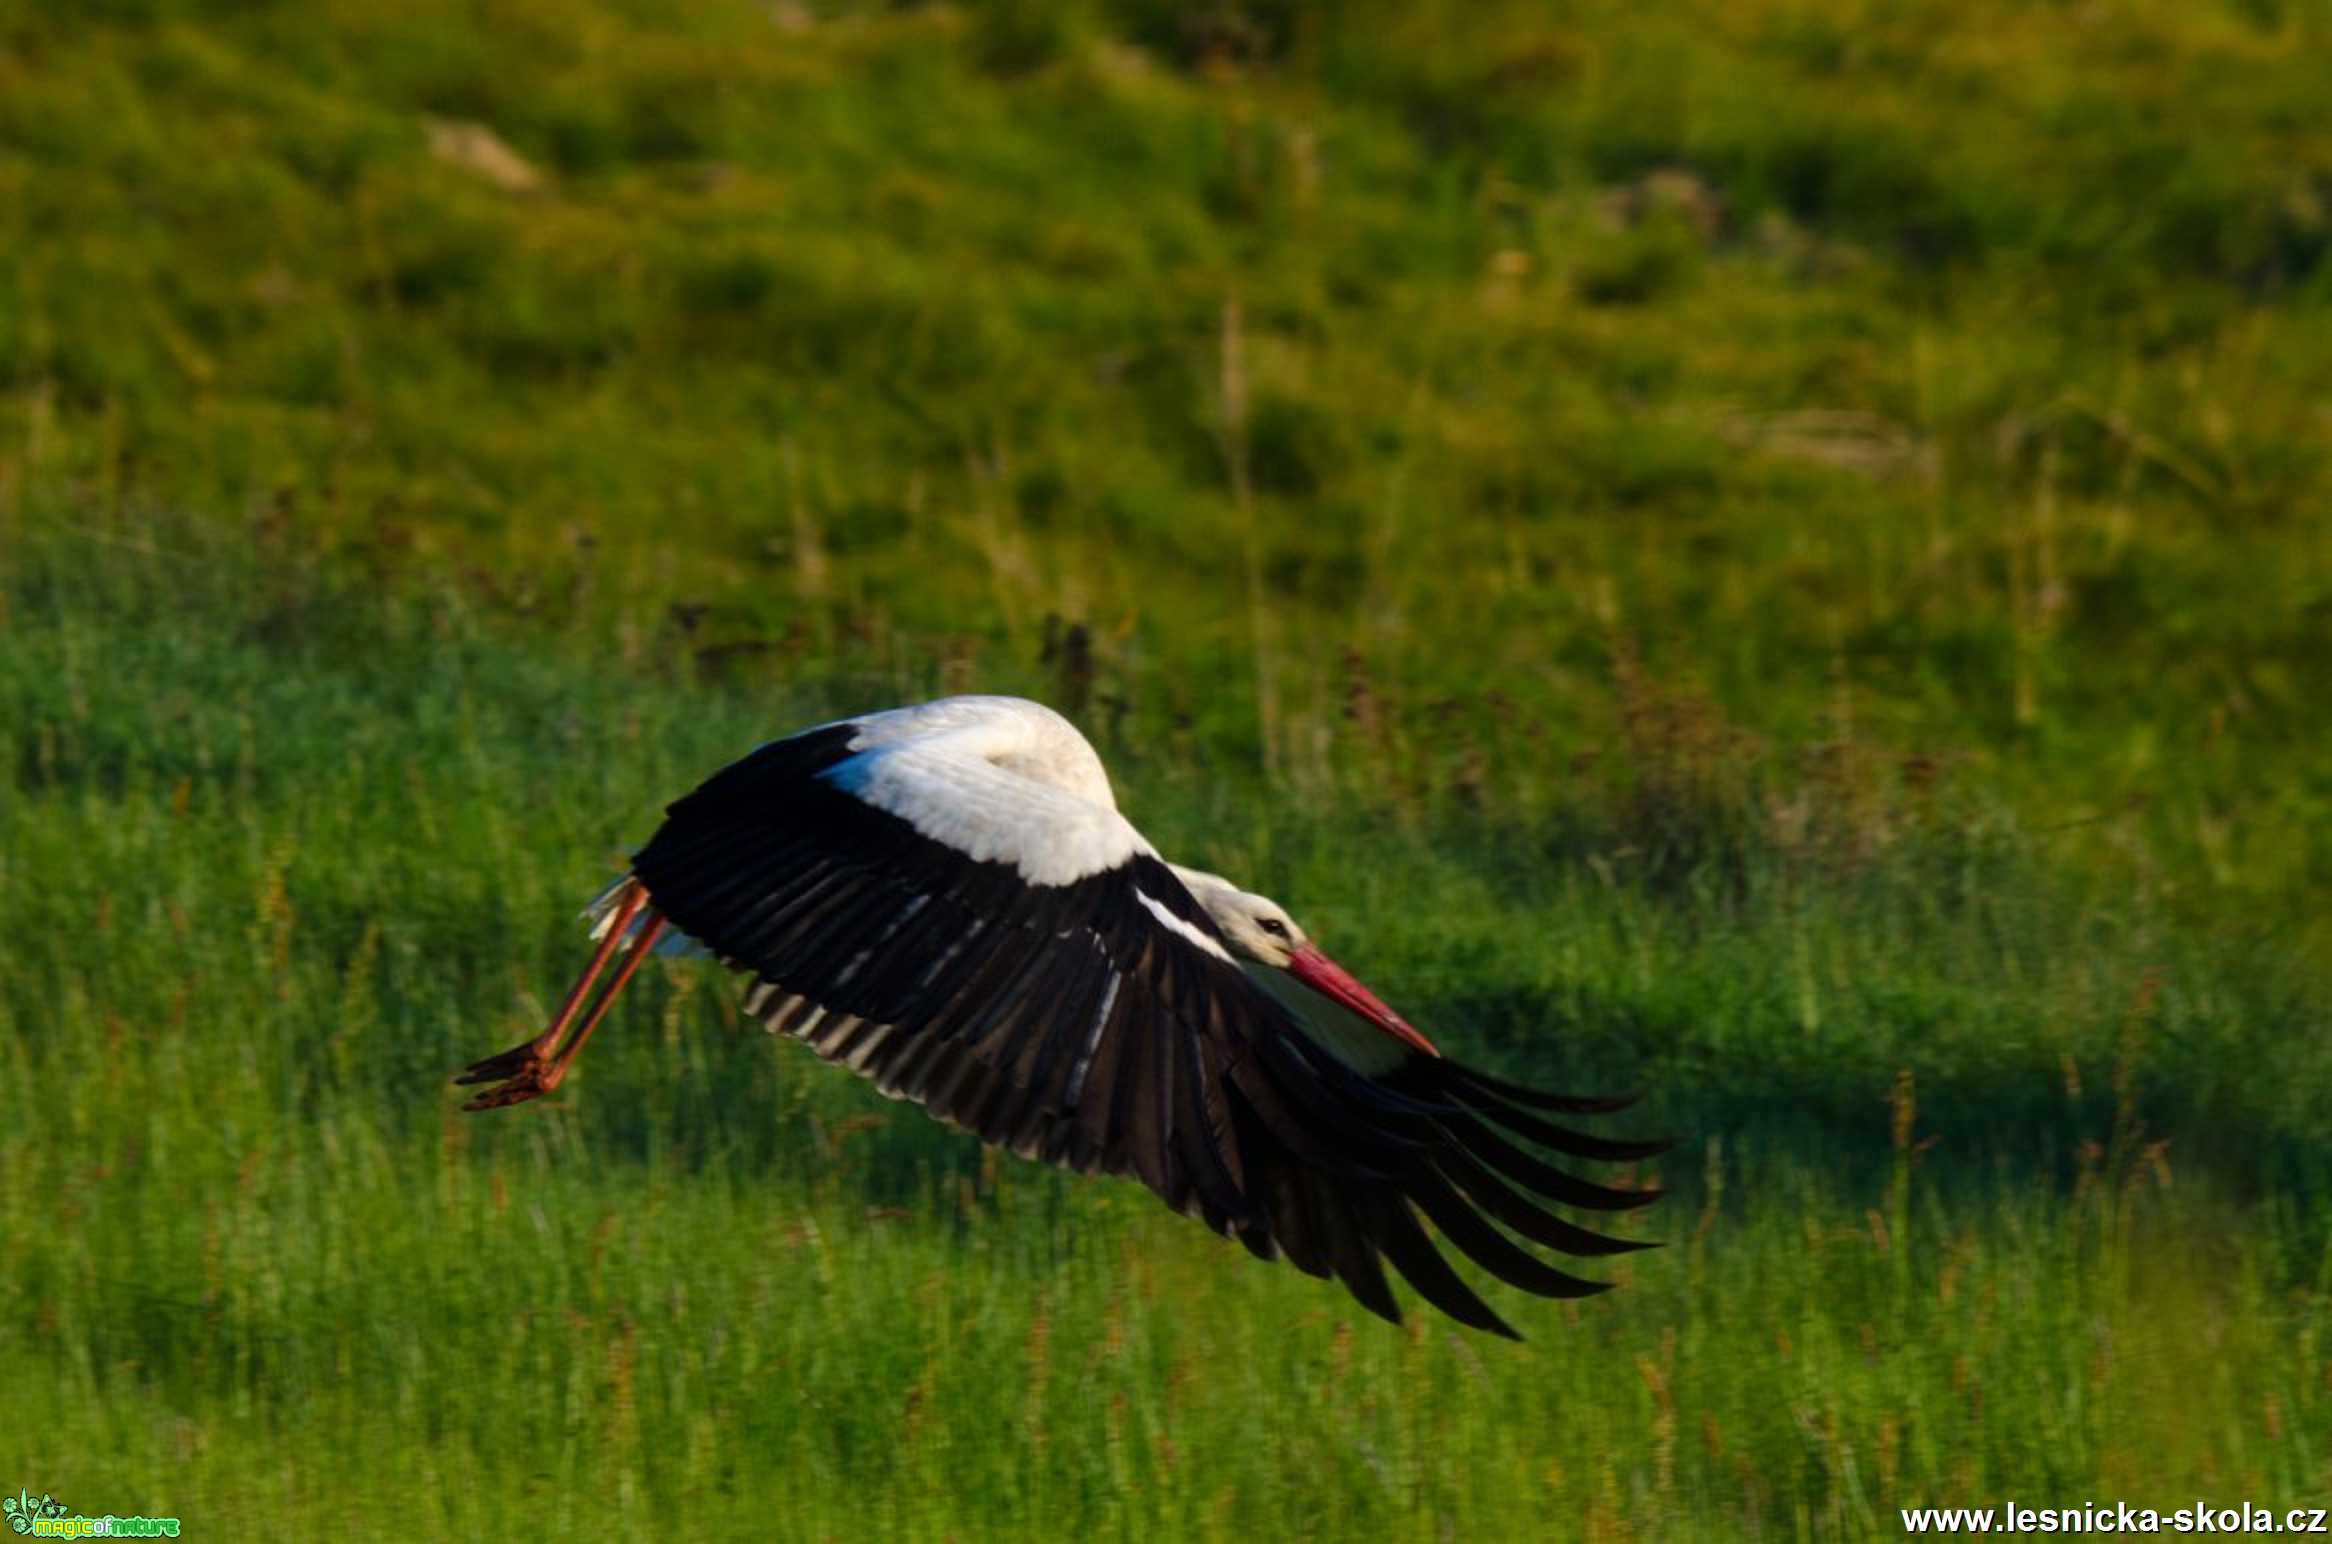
[4,1490,180,1538]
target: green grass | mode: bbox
[3,511,2326,1538]
[3,0,2329,933]
[3,0,2329,1534]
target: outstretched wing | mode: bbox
[628,713,1664,1336]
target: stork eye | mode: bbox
[1257,918,1289,939]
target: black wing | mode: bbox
[630,725,1666,1337]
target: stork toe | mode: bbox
[458,1059,572,1109]
[452,1039,550,1086]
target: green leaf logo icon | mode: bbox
[3,1491,66,1534]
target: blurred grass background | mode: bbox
[2,0,2327,1536]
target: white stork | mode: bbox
[456,695,1663,1337]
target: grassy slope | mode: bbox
[2,0,2329,1535]
[3,0,2327,922]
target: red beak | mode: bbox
[1284,944,1441,1058]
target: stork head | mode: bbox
[1168,866,1440,1058]
[1168,865,1309,966]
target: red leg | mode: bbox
[532,913,667,1092]
[456,881,651,1107]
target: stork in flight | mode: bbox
[455,696,1664,1337]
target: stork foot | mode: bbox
[459,1065,563,1110]
[453,1038,553,1088]
[453,1039,568,1109]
